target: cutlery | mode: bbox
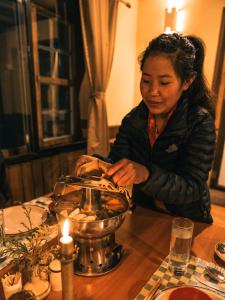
[144,278,161,300]
[217,242,225,254]
[205,266,225,283]
[195,275,225,295]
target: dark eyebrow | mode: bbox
[142,72,173,78]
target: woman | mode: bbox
[77,33,216,223]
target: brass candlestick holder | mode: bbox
[59,243,79,300]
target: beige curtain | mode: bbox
[79,0,119,156]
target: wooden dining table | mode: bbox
[43,205,225,300]
[0,204,225,300]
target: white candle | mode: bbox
[60,219,74,300]
[60,235,73,243]
[60,219,74,256]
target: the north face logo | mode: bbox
[166,144,178,153]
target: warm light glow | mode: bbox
[62,219,70,237]
[164,0,185,33]
[168,0,183,12]
[164,7,177,33]
[60,219,73,256]
[176,10,185,32]
[165,26,173,34]
[61,219,73,243]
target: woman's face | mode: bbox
[140,54,192,115]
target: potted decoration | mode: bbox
[6,206,56,299]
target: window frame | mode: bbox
[30,2,79,148]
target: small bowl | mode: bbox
[169,286,212,300]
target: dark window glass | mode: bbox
[42,114,53,138]
[58,53,69,78]
[58,86,69,109]
[41,85,71,140]
[37,13,50,47]
[56,112,70,136]
[56,22,69,51]
[39,49,51,76]
[41,84,50,109]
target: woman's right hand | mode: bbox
[74,155,97,175]
[107,159,149,186]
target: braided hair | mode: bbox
[139,33,215,117]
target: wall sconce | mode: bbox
[164,7,178,33]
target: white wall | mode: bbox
[106,0,138,126]
[106,0,225,125]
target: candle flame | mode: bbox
[62,219,70,237]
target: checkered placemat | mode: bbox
[135,255,225,299]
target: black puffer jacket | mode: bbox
[109,96,216,223]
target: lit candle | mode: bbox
[60,219,74,256]
[60,219,74,300]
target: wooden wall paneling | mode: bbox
[67,150,85,174]
[7,164,24,203]
[32,158,45,198]
[41,156,54,194]
[21,161,34,202]
[51,154,61,188]
[5,149,86,203]
[67,152,75,175]
[59,153,69,175]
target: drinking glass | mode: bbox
[168,217,194,275]
[0,209,5,247]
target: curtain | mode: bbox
[79,0,119,156]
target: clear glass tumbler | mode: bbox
[168,217,194,275]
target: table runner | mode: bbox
[135,255,225,299]
[0,196,58,271]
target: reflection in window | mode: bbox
[40,85,71,140]
[0,0,31,157]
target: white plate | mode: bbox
[4,205,47,235]
[215,242,225,262]
[153,285,224,300]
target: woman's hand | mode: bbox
[107,159,149,186]
[74,155,97,175]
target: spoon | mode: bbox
[205,266,225,283]
[217,242,225,254]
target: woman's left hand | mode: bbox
[107,159,149,186]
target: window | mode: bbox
[0,0,84,158]
[0,0,31,157]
